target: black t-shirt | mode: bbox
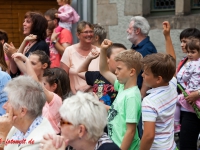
[25,40,50,57]
[85,71,117,105]
[10,40,49,78]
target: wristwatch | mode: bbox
[52,40,57,45]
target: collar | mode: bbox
[12,116,43,141]
[94,133,113,150]
[146,84,169,95]
[132,36,150,49]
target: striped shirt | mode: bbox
[142,77,178,150]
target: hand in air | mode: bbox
[87,49,100,60]
[101,39,112,50]
[24,34,37,42]
[12,53,28,62]
[162,21,171,36]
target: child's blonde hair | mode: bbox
[114,50,143,76]
[62,0,72,5]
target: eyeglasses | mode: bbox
[60,119,72,126]
[80,30,94,34]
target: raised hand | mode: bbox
[24,34,37,42]
[162,21,170,36]
[12,53,28,62]
[87,49,100,60]
[101,39,112,50]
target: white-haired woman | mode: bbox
[0,76,54,150]
[40,92,120,150]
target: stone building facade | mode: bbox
[94,0,200,64]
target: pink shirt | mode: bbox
[58,4,80,24]
[61,45,100,94]
[42,93,62,134]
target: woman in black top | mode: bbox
[4,11,49,77]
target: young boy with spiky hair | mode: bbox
[100,39,142,150]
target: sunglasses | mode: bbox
[60,119,72,126]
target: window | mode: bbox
[192,0,200,8]
[151,0,175,16]
[191,0,200,14]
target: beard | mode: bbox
[127,33,137,45]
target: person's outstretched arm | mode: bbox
[77,49,99,79]
[162,21,176,60]
[100,39,116,85]
[12,53,54,103]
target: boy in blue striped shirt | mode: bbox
[140,21,177,150]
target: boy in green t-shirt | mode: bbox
[100,39,143,150]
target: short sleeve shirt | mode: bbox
[107,80,141,150]
[85,71,117,105]
[142,77,177,150]
[61,45,99,94]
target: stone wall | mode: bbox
[94,0,200,64]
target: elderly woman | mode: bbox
[60,21,99,94]
[0,76,54,150]
[40,92,120,150]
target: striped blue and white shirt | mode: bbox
[142,77,178,150]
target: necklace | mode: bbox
[23,41,37,54]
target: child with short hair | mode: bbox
[55,0,80,32]
[100,39,142,150]
[92,24,107,48]
[77,43,126,105]
[140,21,177,150]
[174,37,200,133]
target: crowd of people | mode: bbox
[0,0,200,150]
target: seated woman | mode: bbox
[0,76,54,150]
[40,92,120,150]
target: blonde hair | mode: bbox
[61,0,72,4]
[114,49,143,75]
